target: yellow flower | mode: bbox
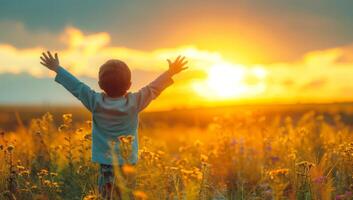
[43,180,51,186]
[200,154,208,163]
[50,172,58,177]
[38,169,48,176]
[133,190,148,200]
[268,168,289,180]
[118,135,135,144]
[62,113,72,124]
[83,194,98,200]
[19,170,30,176]
[296,161,315,168]
[122,164,136,175]
[17,165,25,171]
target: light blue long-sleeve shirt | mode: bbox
[55,66,173,165]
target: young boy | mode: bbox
[40,51,188,197]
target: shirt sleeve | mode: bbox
[55,66,98,112]
[133,71,174,112]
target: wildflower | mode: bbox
[181,169,193,175]
[55,145,62,150]
[19,170,30,176]
[176,159,188,166]
[75,128,83,134]
[140,149,153,160]
[38,169,48,176]
[168,166,179,171]
[58,124,68,132]
[296,161,315,168]
[7,144,14,152]
[133,190,148,200]
[77,165,87,174]
[86,120,92,127]
[52,182,60,188]
[200,154,208,163]
[194,171,203,180]
[84,134,91,140]
[63,113,72,124]
[50,172,58,177]
[83,194,98,200]
[270,156,280,163]
[194,140,203,147]
[43,180,51,186]
[345,191,352,197]
[268,168,289,180]
[118,135,135,144]
[16,165,25,171]
[313,176,326,184]
[118,135,135,162]
[156,150,165,156]
[122,164,136,175]
[126,135,134,142]
[288,152,296,160]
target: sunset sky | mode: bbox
[1,0,353,110]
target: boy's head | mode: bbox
[98,59,131,97]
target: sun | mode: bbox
[206,63,247,98]
[193,62,267,100]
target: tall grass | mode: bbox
[0,111,352,199]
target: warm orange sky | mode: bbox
[1,1,353,110]
[1,27,353,110]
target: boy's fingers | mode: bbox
[55,53,59,62]
[47,51,54,60]
[40,57,47,63]
[42,52,49,60]
[181,66,189,71]
[180,60,188,66]
[174,55,181,63]
[177,56,186,65]
[40,62,48,67]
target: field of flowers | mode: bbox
[0,109,352,200]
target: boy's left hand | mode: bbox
[40,51,60,72]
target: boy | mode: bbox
[40,51,188,198]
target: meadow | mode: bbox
[0,104,352,200]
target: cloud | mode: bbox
[300,78,327,91]
[0,26,224,78]
[264,44,353,103]
[1,26,353,108]
[0,20,64,49]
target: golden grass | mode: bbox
[0,111,352,200]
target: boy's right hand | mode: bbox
[40,51,60,72]
[167,56,188,76]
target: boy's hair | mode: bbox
[98,59,131,97]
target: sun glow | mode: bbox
[193,62,267,100]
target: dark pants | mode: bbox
[98,164,136,200]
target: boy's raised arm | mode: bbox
[40,51,98,112]
[134,56,188,112]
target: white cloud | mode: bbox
[0,26,353,107]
